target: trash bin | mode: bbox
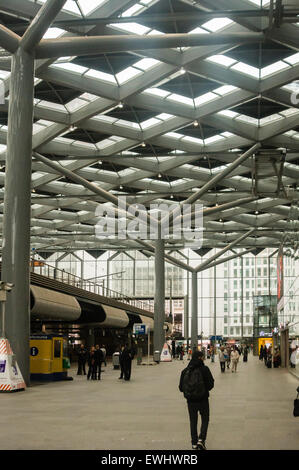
[153,350,160,363]
[112,352,120,369]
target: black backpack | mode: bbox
[181,366,206,400]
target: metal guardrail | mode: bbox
[30,260,154,313]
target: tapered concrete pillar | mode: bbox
[1,47,35,386]
[153,235,165,355]
[191,272,198,351]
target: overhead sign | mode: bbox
[133,323,147,335]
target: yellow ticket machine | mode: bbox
[30,334,71,381]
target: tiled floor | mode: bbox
[0,354,298,450]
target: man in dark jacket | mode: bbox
[95,344,104,380]
[122,344,134,381]
[77,343,87,375]
[179,350,214,450]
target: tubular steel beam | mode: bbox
[164,144,261,229]
[33,151,131,210]
[135,239,195,273]
[195,229,256,273]
[35,32,265,59]
[21,0,67,52]
[177,196,259,226]
[153,232,165,355]
[185,143,261,207]
[1,47,35,387]
[51,9,282,27]
[0,25,20,54]
[196,249,253,273]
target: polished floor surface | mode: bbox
[0,354,298,450]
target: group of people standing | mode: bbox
[218,344,249,373]
[259,344,281,368]
[77,343,107,380]
[77,342,135,382]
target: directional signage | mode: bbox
[133,323,147,335]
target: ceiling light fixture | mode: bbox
[194,120,199,127]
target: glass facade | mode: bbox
[32,247,299,343]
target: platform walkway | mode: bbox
[0,354,298,450]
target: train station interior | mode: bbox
[0,0,298,452]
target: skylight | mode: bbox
[85,69,117,84]
[247,0,270,6]
[133,58,161,71]
[207,55,237,67]
[167,94,194,107]
[194,92,218,107]
[204,135,225,144]
[260,61,289,78]
[121,4,144,17]
[231,62,260,78]
[116,67,143,84]
[201,18,234,32]
[206,51,299,80]
[78,0,107,15]
[110,22,150,35]
[43,28,65,39]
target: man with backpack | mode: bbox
[179,350,214,450]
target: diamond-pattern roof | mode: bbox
[0,0,299,253]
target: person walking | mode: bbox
[179,350,214,450]
[100,344,107,367]
[95,344,104,380]
[263,346,268,365]
[180,346,184,361]
[122,344,134,381]
[77,343,87,375]
[231,346,240,373]
[226,346,231,369]
[259,345,264,361]
[210,345,215,363]
[273,347,281,368]
[243,346,248,362]
[218,346,226,373]
[87,346,97,380]
[118,345,125,379]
